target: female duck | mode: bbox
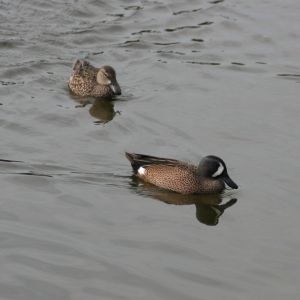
[125,152,238,194]
[68,59,121,98]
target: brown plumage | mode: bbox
[125,152,238,194]
[68,59,121,98]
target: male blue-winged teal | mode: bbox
[125,153,238,194]
[68,59,121,98]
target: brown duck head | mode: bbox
[97,66,121,96]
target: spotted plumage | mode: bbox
[125,152,238,194]
[68,59,121,98]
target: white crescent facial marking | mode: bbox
[138,167,146,175]
[212,163,224,177]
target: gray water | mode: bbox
[1,0,300,299]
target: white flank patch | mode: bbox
[212,163,224,177]
[138,167,146,175]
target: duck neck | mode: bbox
[91,85,114,98]
[200,178,225,193]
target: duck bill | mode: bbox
[109,80,121,96]
[223,175,238,189]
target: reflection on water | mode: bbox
[195,198,237,226]
[89,99,120,124]
[129,176,237,226]
[72,96,120,124]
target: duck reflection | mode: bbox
[130,177,237,226]
[74,98,120,124]
[89,99,120,124]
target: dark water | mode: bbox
[1,0,300,299]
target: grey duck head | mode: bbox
[197,155,238,189]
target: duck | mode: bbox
[125,152,238,194]
[68,59,121,98]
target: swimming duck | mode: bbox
[68,59,121,98]
[125,152,238,194]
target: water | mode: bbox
[1,0,300,299]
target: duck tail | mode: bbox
[72,59,82,71]
[125,152,141,174]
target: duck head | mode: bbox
[198,155,238,189]
[97,66,121,96]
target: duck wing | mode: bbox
[125,152,194,175]
[72,59,98,77]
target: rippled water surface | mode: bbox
[1,0,300,299]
